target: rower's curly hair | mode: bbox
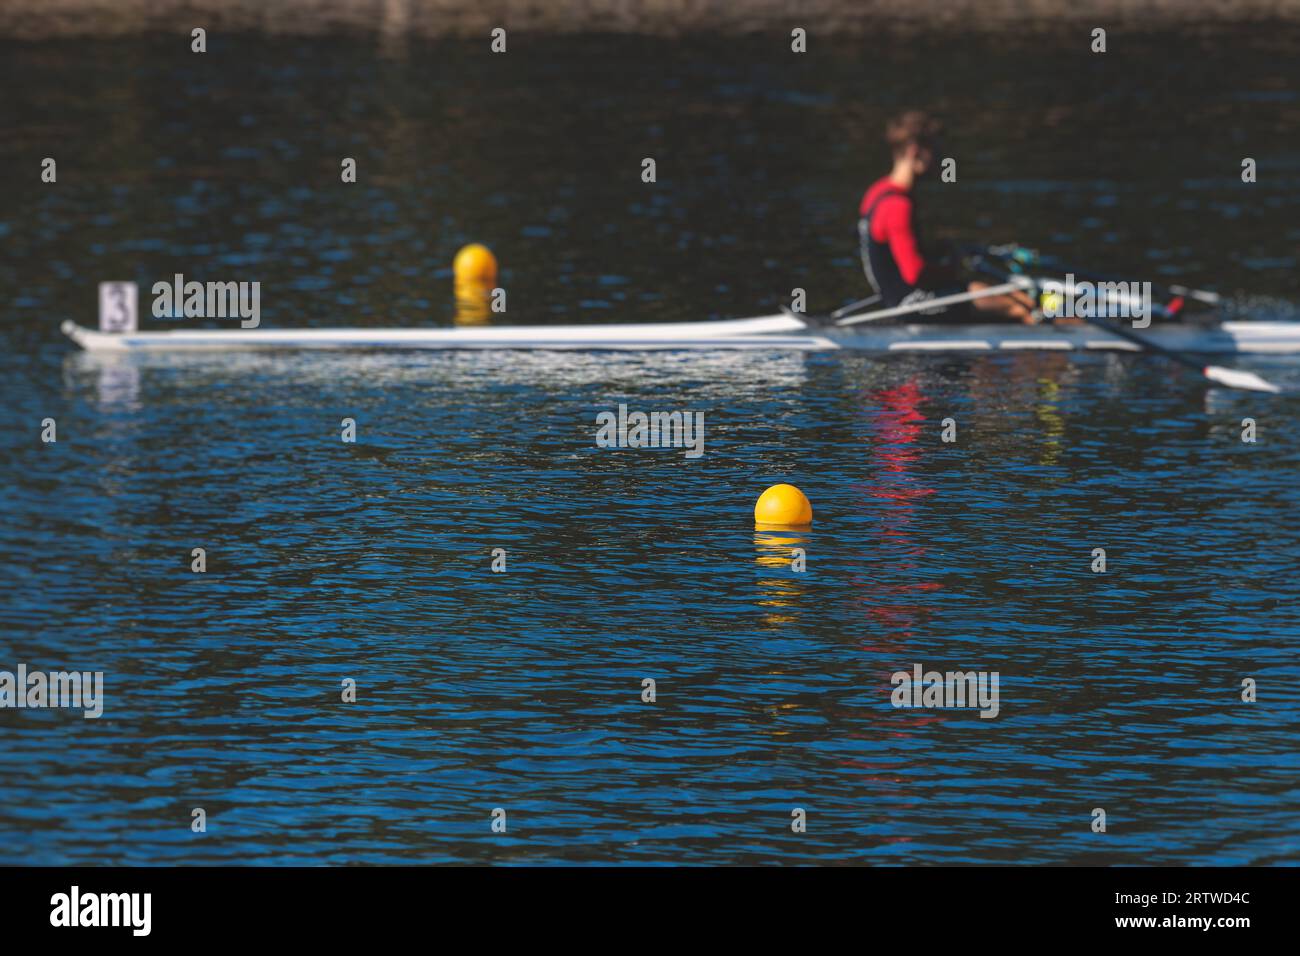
[886,110,944,157]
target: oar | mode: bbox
[1167,284,1220,306]
[1051,265,1218,309]
[781,282,1031,328]
[832,281,1032,327]
[974,262,1280,393]
[979,244,1221,306]
[779,294,880,325]
[831,294,881,319]
[1075,313,1279,393]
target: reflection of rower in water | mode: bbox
[859,110,1038,324]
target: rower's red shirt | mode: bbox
[859,177,925,286]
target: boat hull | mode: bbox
[60,317,1300,354]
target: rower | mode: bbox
[859,111,1038,324]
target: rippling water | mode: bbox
[2,30,1299,864]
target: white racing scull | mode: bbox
[60,266,1292,391]
[60,316,1300,355]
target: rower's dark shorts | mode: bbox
[894,286,974,322]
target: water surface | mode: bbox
[2,30,1298,864]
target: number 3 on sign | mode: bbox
[98,282,138,333]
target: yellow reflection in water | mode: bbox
[1034,377,1064,467]
[454,279,493,326]
[753,527,811,626]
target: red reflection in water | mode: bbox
[855,380,941,634]
[849,379,949,771]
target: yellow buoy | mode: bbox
[754,483,813,527]
[453,243,498,286]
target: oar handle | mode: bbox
[978,245,1221,305]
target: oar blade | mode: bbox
[1203,365,1281,394]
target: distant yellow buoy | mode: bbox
[754,483,813,527]
[454,243,498,286]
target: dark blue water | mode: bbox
[2,31,1299,864]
